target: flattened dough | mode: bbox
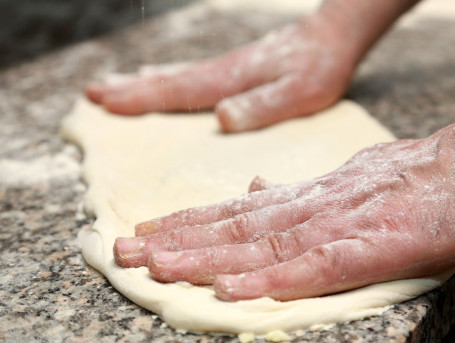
[61,98,450,334]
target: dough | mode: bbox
[61,98,451,334]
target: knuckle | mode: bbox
[438,124,455,145]
[379,214,403,232]
[311,245,334,262]
[385,169,412,191]
[227,213,251,242]
[267,234,288,263]
[267,230,306,263]
[435,126,455,171]
[309,245,338,276]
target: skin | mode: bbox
[114,124,455,301]
[86,0,455,302]
[86,0,420,132]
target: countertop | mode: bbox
[1,1,455,342]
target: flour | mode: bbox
[58,0,455,335]
[0,148,80,185]
[60,97,452,335]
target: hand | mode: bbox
[113,124,455,302]
[85,14,356,132]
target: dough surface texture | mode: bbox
[61,98,450,334]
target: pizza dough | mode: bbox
[61,97,451,334]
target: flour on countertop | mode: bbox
[0,148,80,185]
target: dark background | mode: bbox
[0,0,193,70]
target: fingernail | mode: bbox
[215,273,264,301]
[214,274,238,301]
[220,275,236,293]
[115,237,145,259]
[135,220,160,236]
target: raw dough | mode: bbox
[61,98,450,334]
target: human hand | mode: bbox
[85,14,356,132]
[113,124,455,301]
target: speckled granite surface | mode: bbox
[1,2,455,342]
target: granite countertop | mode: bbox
[1,2,455,342]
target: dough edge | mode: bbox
[61,97,453,335]
[81,227,448,334]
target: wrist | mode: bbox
[311,0,420,65]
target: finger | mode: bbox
[85,71,151,104]
[114,236,150,268]
[248,176,280,193]
[100,78,217,115]
[136,165,393,237]
[98,46,272,115]
[148,241,272,284]
[216,73,339,133]
[135,183,304,236]
[137,62,192,77]
[117,197,318,268]
[85,83,106,104]
[148,215,346,284]
[85,64,195,104]
[214,237,410,302]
